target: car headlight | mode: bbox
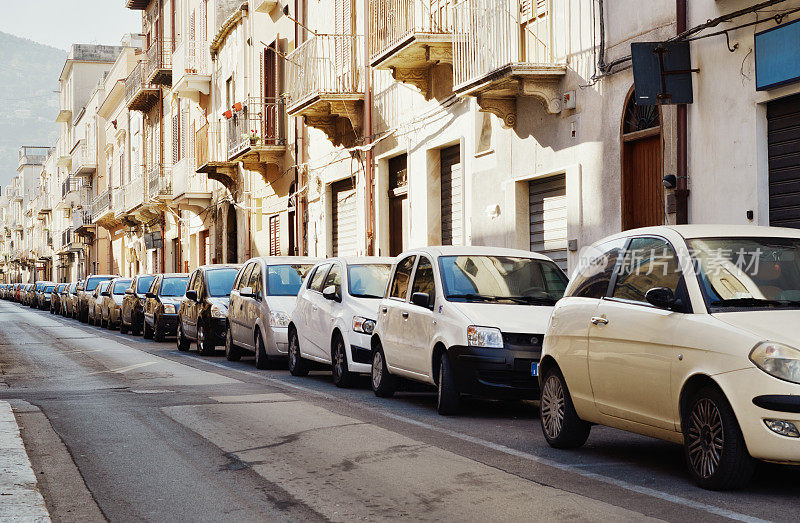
[269,310,291,328]
[750,342,800,384]
[467,326,504,348]
[162,304,176,314]
[211,305,227,318]
[352,316,375,335]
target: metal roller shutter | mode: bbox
[441,145,463,246]
[530,175,568,271]
[768,94,800,229]
[331,178,358,256]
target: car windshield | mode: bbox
[86,277,108,291]
[136,276,155,293]
[687,237,800,310]
[347,264,392,298]
[113,280,132,294]
[439,256,568,305]
[267,265,315,296]
[206,269,238,297]
[44,285,55,292]
[160,277,189,297]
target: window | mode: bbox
[248,264,262,299]
[309,264,330,292]
[206,268,238,297]
[269,215,280,256]
[411,257,435,305]
[160,277,189,297]
[390,256,416,300]
[323,264,342,292]
[348,264,392,298]
[267,265,314,296]
[237,263,255,290]
[568,238,627,299]
[113,280,131,294]
[613,237,681,303]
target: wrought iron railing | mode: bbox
[92,188,113,218]
[71,139,97,174]
[147,164,173,199]
[146,38,174,80]
[173,157,210,196]
[61,177,80,198]
[369,0,453,59]
[173,39,210,78]
[286,34,365,107]
[125,176,145,212]
[226,97,285,159]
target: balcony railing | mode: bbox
[369,0,453,60]
[72,208,93,231]
[173,157,210,198]
[147,164,173,200]
[125,61,160,112]
[226,98,285,160]
[125,176,146,212]
[71,139,97,176]
[146,38,173,85]
[452,0,553,90]
[286,34,365,108]
[172,39,211,96]
[92,188,113,219]
[114,187,126,217]
[61,177,80,198]
[62,228,73,249]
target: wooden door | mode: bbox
[389,195,408,257]
[622,135,663,230]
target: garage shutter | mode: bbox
[441,145,463,246]
[530,175,568,271]
[768,94,800,229]
[331,178,358,256]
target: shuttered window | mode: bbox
[530,175,568,271]
[331,178,358,257]
[269,215,280,256]
[441,145,463,246]
[171,112,180,164]
[768,93,800,229]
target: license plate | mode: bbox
[531,362,539,377]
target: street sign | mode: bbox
[631,41,694,105]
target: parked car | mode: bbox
[369,247,568,414]
[120,275,156,335]
[177,264,241,355]
[226,257,320,368]
[143,273,190,341]
[38,283,57,311]
[58,284,72,316]
[99,278,132,330]
[78,275,117,323]
[63,282,79,318]
[88,281,111,326]
[24,284,36,306]
[50,283,65,314]
[540,225,800,490]
[288,257,394,386]
[29,282,47,308]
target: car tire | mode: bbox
[153,317,165,342]
[540,366,591,449]
[331,334,354,388]
[287,330,310,377]
[437,352,461,416]
[254,332,272,370]
[142,319,153,339]
[196,323,215,356]
[683,386,756,490]
[371,344,396,398]
[120,320,129,335]
[224,327,242,361]
[176,322,190,351]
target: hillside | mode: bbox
[0,32,66,188]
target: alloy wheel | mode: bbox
[289,335,299,367]
[686,398,725,479]
[333,340,345,380]
[541,374,566,440]
[372,351,383,390]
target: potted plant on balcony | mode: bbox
[233,101,243,112]
[247,130,260,146]
[223,109,233,120]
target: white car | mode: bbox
[370,246,569,415]
[288,257,394,387]
[540,225,800,490]
[226,256,320,368]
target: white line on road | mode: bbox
[177,354,768,523]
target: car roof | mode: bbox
[322,256,396,265]
[160,273,189,278]
[591,225,800,245]
[400,245,555,261]
[247,256,322,265]
[198,264,241,270]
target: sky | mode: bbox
[0,0,142,50]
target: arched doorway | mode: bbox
[621,89,663,230]
[226,205,238,263]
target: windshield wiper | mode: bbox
[710,297,800,308]
[446,294,554,304]
[446,293,501,302]
[508,295,558,305]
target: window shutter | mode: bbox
[181,107,188,161]
[172,112,180,164]
[269,215,280,256]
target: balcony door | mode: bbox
[262,41,279,146]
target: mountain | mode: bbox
[0,32,66,189]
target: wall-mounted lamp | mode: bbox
[662,174,677,189]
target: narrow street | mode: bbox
[0,301,796,522]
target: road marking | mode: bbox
[177,355,767,523]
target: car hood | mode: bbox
[447,302,555,334]
[712,310,800,348]
[160,297,182,307]
[266,295,299,315]
[208,297,230,309]
[350,296,383,320]
[113,296,124,305]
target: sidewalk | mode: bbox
[0,401,50,521]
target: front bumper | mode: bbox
[346,331,374,374]
[265,326,290,356]
[160,313,179,335]
[208,317,227,344]
[448,344,542,399]
[714,367,800,463]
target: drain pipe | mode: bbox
[675,0,689,224]
[363,0,375,255]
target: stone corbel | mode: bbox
[521,79,562,114]
[328,100,363,137]
[391,66,432,100]
[477,96,517,129]
[206,165,239,194]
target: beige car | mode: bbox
[541,225,800,490]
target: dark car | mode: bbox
[50,283,66,314]
[143,273,190,342]
[77,275,117,323]
[30,281,50,308]
[38,283,57,310]
[120,274,156,335]
[24,284,36,306]
[177,264,241,355]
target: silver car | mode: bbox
[225,257,320,368]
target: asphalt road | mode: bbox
[0,300,797,522]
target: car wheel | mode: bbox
[540,366,591,449]
[224,327,241,361]
[331,334,354,388]
[437,352,461,415]
[176,322,190,351]
[142,319,153,339]
[683,386,755,490]
[196,323,215,356]
[153,316,165,342]
[371,344,396,398]
[119,319,129,335]
[254,332,272,370]
[287,330,309,376]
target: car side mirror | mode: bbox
[411,292,432,309]
[145,292,156,299]
[322,285,341,302]
[125,288,134,295]
[240,286,255,298]
[645,287,679,310]
[185,290,198,301]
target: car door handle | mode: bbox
[590,316,609,326]
[401,312,409,319]
[381,307,388,314]
[312,306,318,311]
